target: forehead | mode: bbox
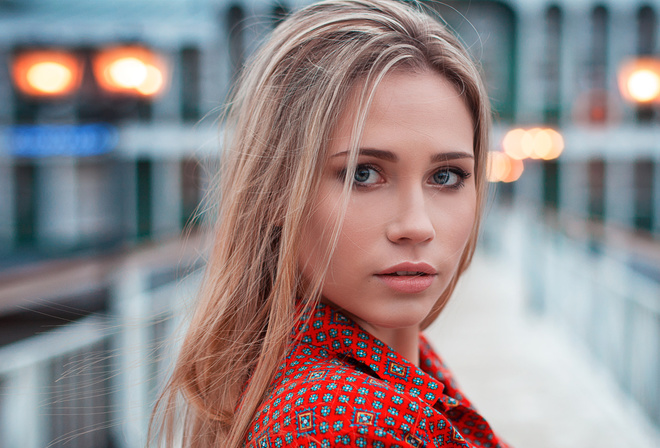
[327,70,474,158]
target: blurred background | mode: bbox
[0,0,658,447]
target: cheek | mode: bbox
[456,199,477,234]
[297,218,326,284]
[297,193,342,283]
[338,205,380,244]
[437,194,477,248]
[327,198,389,267]
[300,200,378,291]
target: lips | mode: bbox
[375,262,437,294]
[377,262,437,276]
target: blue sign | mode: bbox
[8,123,119,158]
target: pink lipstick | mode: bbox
[375,262,437,294]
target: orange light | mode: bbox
[136,64,164,95]
[538,128,564,160]
[94,46,167,97]
[618,58,660,104]
[488,151,525,183]
[502,128,527,160]
[488,151,510,182]
[503,156,524,182]
[12,51,81,97]
[502,127,564,161]
[627,70,660,102]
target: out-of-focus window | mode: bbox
[181,158,202,229]
[634,159,654,232]
[588,5,609,124]
[181,46,201,122]
[543,159,560,210]
[636,5,657,122]
[136,159,152,239]
[637,5,657,56]
[14,162,36,246]
[588,158,606,221]
[227,4,246,82]
[544,5,562,124]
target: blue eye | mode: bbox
[432,169,468,188]
[353,165,381,185]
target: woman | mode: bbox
[152,1,508,447]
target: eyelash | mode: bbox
[338,164,471,190]
[431,167,471,190]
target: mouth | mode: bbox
[375,263,437,294]
[377,262,437,276]
[382,271,431,277]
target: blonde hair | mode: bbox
[151,0,491,446]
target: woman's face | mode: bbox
[298,70,476,338]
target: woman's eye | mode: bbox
[431,168,468,188]
[353,165,381,185]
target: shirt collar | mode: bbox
[294,302,446,408]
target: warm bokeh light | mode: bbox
[503,156,524,182]
[137,64,164,96]
[488,151,509,182]
[618,58,660,104]
[488,151,524,183]
[27,62,72,93]
[627,69,660,102]
[94,47,167,97]
[109,57,148,88]
[12,51,81,97]
[502,128,527,160]
[502,127,564,161]
[538,128,564,160]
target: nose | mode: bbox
[385,188,436,244]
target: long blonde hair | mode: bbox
[151,1,491,446]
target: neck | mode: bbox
[359,322,421,366]
[319,301,421,365]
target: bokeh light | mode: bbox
[108,57,148,88]
[94,46,167,97]
[627,69,660,103]
[618,58,660,104]
[488,151,524,183]
[137,64,165,96]
[502,128,527,160]
[503,127,564,161]
[538,128,564,160]
[12,51,81,97]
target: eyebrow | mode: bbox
[330,148,474,163]
[430,151,474,163]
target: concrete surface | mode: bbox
[427,253,660,448]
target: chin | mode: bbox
[360,306,433,331]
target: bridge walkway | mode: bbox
[427,253,660,448]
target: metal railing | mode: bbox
[0,264,200,448]
[489,205,660,429]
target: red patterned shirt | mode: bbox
[245,303,510,448]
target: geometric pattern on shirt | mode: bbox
[245,302,511,448]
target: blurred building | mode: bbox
[0,0,658,447]
[442,0,660,435]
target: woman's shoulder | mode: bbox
[245,342,434,448]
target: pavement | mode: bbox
[426,252,660,448]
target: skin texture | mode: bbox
[298,70,476,365]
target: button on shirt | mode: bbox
[245,303,510,448]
